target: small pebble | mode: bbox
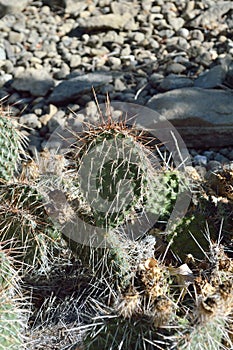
[193,155,208,166]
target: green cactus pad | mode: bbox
[0,114,27,181]
[0,181,62,270]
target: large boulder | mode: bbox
[146,88,233,148]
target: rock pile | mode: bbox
[0,0,232,157]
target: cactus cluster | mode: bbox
[0,244,27,350]
[0,100,232,349]
[0,181,63,271]
[0,108,27,182]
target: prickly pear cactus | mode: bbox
[0,245,26,350]
[71,125,156,229]
[0,292,26,350]
[0,181,62,270]
[0,244,18,291]
[59,114,186,290]
[0,112,27,181]
[146,169,187,219]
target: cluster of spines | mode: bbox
[0,180,63,272]
[0,108,27,182]
[0,244,27,349]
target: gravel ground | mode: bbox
[0,0,233,171]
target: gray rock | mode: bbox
[42,0,87,14]
[111,1,139,16]
[48,72,114,105]
[65,0,88,14]
[149,73,164,88]
[7,92,21,104]
[19,113,42,129]
[203,151,214,160]
[176,37,190,50]
[0,0,29,18]
[11,68,54,97]
[28,133,43,156]
[85,101,98,121]
[159,75,193,91]
[133,32,145,43]
[225,62,233,88]
[79,13,137,31]
[166,63,186,74]
[214,153,229,164]
[193,155,207,166]
[141,0,152,12]
[190,2,233,30]
[228,150,233,160]
[69,54,81,68]
[147,88,233,148]
[4,40,16,64]
[108,57,121,68]
[196,51,212,67]
[206,161,222,172]
[0,45,6,60]
[158,29,175,38]
[114,78,126,91]
[167,16,185,31]
[190,29,204,42]
[39,104,58,125]
[47,110,66,132]
[8,31,24,44]
[219,148,230,156]
[0,73,12,87]
[177,28,189,39]
[102,31,124,44]
[189,39,202,48]
[194,65,226,88]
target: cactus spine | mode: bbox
[0,244,27,349]
[0,181,62,271]
[0,109,27,182]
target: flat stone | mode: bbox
[193,155,207,166]
[79,13,137,31]
[167,16,185,31]
[48,72,113,105]
[65,0,88,14]
[147,88,233,148]
[69,54,81,68]
[8,31,24,44]
[111,1,139,16]
[166,62,186,74]
[159,75,193,91]
[42,0,87,14]
[190,2,233,30]
[194,65,226,88]
[0,0,29,18]
[149,73,164,88]
[11,68,54,97]
[0,45,6,60]
[19,113,42,129]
